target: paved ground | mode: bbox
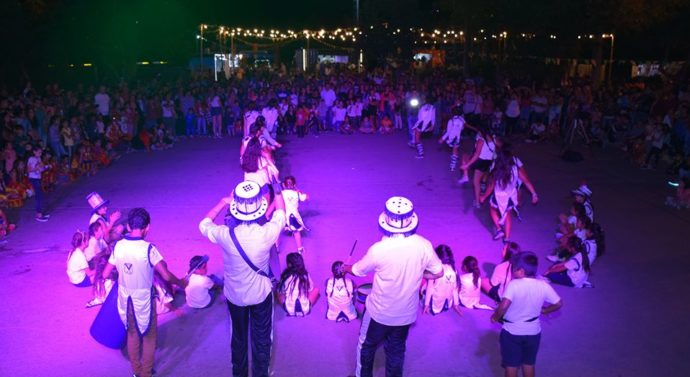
[0,130,688,377]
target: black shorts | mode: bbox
[500,329,541,368]
[488,284,501,302]
[471,159,492,173]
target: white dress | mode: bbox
[282,189,307,231]
[458,272,493,310]
[326,277,357,321]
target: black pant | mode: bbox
[357,312,410,377]
[227,294,273,377]
[29,178,43,215]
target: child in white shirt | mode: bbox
[277,253,319,316]
[423,245,463,316]
[458,256,494,310]
[66,230,94,287]
[185,255,222,309]
[326,261,357,322]
[282,176,309,253]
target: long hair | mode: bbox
[279,252,311,298]
[462,256,481,288]
[69,230,87,259]
[241,137,262,173]
[435,244,458,286]
[491,148,517,190]
[502,241,521,262]
[330,261,350,297]
[587,222,605,257]
[568,236,590,273]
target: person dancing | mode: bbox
[438,107,465,171]
[481,146,538,242]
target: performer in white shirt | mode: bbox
[438,107,466,171]
[412,103,436,158]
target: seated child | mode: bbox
[277,252,319,316]
[326,261,357,322]
[544,236,593,288]
[66,230,95,287]
[525,122,546,143]
[185,255,222,309]
[282,176,309,253]
[423,244,463,316]
[458,256,494,310]
[84,221,108,265]
[486,242,520,302]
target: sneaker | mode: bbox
[457,177,469,184]
[407,141,416,148]
[493,229,505,240]
[546,254,560,263]
[86,297,104,308]
[415,154,424,159]
[35,216,49,222]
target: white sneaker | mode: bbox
[458,177,469,185]
[546,255,560,263]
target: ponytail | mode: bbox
[462,256,480,288]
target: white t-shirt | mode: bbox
[425,264,460,314]
[66,248,88,284]
[84,236,107,262]
[282,189,307,229]
[332,106,347,122]
[490,261,512,299]
[94,93,110,116]
[109,237,164,333]
[280,275,315,316]
[326,277,357,321]
[185,274,215,308]
[565,253,589,288]
[198,211,286,306]
[531,95,548,113]
[441,116,465,145]
[321,89,336,107]
[27,156,42,179]
[502,278,560,335]
[505,100,520,118]
[352,234,443,326]
[261,107,279,130]
[476,135,496,161]
[458,272,483,308]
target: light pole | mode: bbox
[604,33,615,86]
[199,24,204,73]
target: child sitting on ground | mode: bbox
[544,236,594,288]
[66,230,94,287]
[458,256,494,310]
[282,176,309,253]
[86,252,116,308]
[325,261,357,322]
[423,245,463,316]
[185,255,222,309]
[277,252,319,316]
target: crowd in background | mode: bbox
[1,64,689,238]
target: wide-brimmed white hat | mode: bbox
[378,196,418,234]
[229,181,268,221]
[571,184,593,198]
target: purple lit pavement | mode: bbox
[0,132,688,377]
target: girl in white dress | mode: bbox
[325,261,357,322]
[423,245,463,316]
[282,176,309,253]
[277,253,320,316]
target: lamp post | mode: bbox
[199,24,204,73]
[603,33,615,86]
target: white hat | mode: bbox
[86,192,109,214]
[229,181,268,221]
[378,196,418,234]
[571,184,592,198]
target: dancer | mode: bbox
[423,244,463,316]
[481,147,538,241]
[491,251,562,377]
[243,102,260,137]
[281,176,309,253]
[459,126,497,208]
[199,181,286,377]
[412,102,436,158]
[101,208,186,377]
[326,261,357,322]
[342,196,444,377]
[276,252,320,316]
[438,107,465,171]
[261,99,280,139]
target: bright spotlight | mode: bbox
[410,98,419,107]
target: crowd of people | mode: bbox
[1,60,681,377]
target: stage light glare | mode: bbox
[410,98,419,107]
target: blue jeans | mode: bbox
[30,178,44,215]
[227,293,273,377]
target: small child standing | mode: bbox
[423,245,463,316]
[325,261,357,322]
[277,252,319,316]
[185,255,222,309]
[66,230,94,287]
[282,176,309,253]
